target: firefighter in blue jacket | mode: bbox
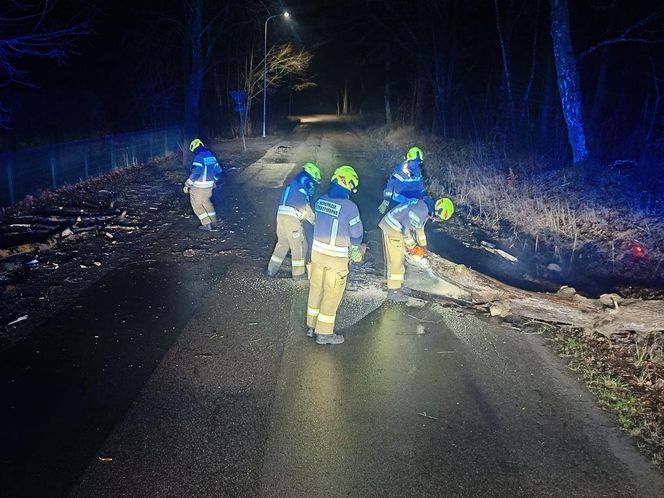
[378,146,427,214]
[183,139,222,231]
[267,162,321,279]
[306,165,364,345]
[379,197,454,301]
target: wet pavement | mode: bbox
[0,260,231,497]
[2,116,664,497]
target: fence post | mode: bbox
[50,144,57,189]
[84,142,90,179]
[110,136,116,170]
[7,155,15,205]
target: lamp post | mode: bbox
[262,11,290,138]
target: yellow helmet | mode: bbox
[434,197,454,221]
[331,165,359,192]
[302,162,322,183]
[189,138,204,152]
[406,146,424,162]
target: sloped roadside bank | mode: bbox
[365,125,664,467]
[371,126,664,298]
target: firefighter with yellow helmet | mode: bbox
[306,165,364,345]
[378,146,427,214]
[183,139,222,230]
[379,196,454,301]
[267,162,321,279]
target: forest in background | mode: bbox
[1,0,663,172]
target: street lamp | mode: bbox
[262,11,290,138]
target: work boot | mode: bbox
[316,333,344,345]
[198,223,212,231]
[266,269,278,278]
[292,273,307,281]
[306,328,315,338]
[386,289,408,303]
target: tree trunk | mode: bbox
[384,42,392,126]
[405,253,664,340]
[183,0,203,167]
[521,0,540,128]
[589,0,617,153]
[549,0,589,164]
[342,77,349,114]
[494,0,516,129]
[415,61,430,132]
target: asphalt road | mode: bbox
[3,116,663,497]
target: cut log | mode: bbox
[425,253,664,339]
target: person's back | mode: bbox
[379,146,426,213]
[312,191,363,258]
[267,164,320,279]
[184,139,221,230]
[307,166,363,346]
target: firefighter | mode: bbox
[378,146,427,214]
[379,197,454,301]
[267,162,321,279]
[306,165,364,345]
[183,139,222,231]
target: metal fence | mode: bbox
[0,127,181,208]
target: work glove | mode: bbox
[182,184,190,194]
[378,200,389,214]
[350,245,363,263]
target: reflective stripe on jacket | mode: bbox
[382,160,425,204]
[277,178,315,224]
[312,194,363,258]
[381,199,429,247]
[186,149,222,189]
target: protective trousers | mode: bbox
[189,187,216,225]
[268,214,306,277]
[379,220,405,289]
[306,251,349,335]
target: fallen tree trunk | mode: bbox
[422,253,664,339]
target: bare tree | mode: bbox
[240,43,313,134]
[549,0,589,164]
[182,0,231,158]
[0,0,90,126]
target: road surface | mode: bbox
[2,116,663,497]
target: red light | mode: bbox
[632,244,644,256]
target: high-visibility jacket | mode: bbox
[186,148,222,189]
[382,198,429,248]
[312,190,363,258]
[277,172,316,224]
[382,160,425,204]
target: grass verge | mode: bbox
[555,328,664,467]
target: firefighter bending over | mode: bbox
[379,197,454,301]
[306,166,364,345]
[183,139,222,231]
[378,146,427,214]
[267,162,321,279]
